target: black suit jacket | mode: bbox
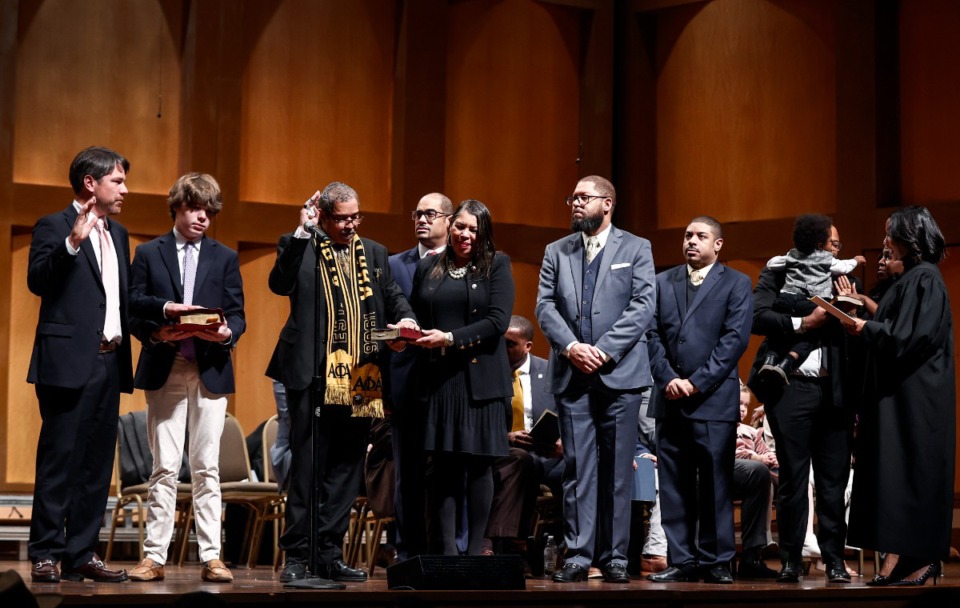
[128,231,246,393]
[265,234,413,391]
[27,205,133,392]
[411,253,515,401]
[749,267,860,408]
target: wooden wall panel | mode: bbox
[12,0,182,195]
[233,243,288,436]
[444,0,581,227]
[654,0,836,227]
[238,0,395,210]
[900,0,960,204]
[509,259,548,361]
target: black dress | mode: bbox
[848,262,956,560]
[413,259,512,458]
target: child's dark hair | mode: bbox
[792,214,832,254]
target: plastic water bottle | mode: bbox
[543,535,557,576]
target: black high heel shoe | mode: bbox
[889,562,940,586]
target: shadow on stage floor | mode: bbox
[6,559,960,608]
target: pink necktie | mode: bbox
[95,220,121,344]
[180,241,197,360]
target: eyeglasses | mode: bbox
[829,239,842,251]
[411,210,451,222]
[565,194,607,207]
[327,214,363,227]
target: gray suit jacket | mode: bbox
[535,226,656,394]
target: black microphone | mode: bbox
[303,221,324,239]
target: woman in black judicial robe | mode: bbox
[410,199,515,555]
[847,206,955,586]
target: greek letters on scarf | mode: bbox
[318,234,384,418]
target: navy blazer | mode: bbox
[386,247,419,410]
[528,354,552,423]
[266,234,413,392]
[128,231,246,394]
[536,226,656,393]
[27,205,134,392]
[646,263,753,422]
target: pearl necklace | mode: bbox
[447,261,469,279]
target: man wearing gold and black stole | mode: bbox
[267,182,417,583]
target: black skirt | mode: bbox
[423,367,509,457]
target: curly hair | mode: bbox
[792,214,832,254]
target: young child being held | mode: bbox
[758,214,865,384]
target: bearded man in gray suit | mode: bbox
[536,175,656,583]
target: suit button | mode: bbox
[471,283,477,289]
[471,309,477,314]
[679,338,685,344]
[678,362,683,368]
[99,303,105,309]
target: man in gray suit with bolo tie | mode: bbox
[536,175,656,583]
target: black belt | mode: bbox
[98,341,118,353]
[788,373,829,383]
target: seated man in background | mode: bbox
[484,315,563,556]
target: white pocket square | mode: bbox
[610,262,631,270]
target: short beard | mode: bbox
[572,213,602,234]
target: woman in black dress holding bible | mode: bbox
[847,206,955,586]
[411,199,515,555]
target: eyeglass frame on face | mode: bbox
[326,214,364,227]
[411,209,451,222]
[565,194,609,207]
[829,239,843,251]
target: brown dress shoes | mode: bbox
[31,559,60,583]
[60,555,128,583]
[201,559,234,583]
[128,558,165,582]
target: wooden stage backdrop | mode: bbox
[0,0,959,519]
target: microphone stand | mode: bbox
[284,234,345,590]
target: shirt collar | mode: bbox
[417,243,446,259]
[581,224,612,250]
[173,227,200,250]
[687,261,716,279]
[515,354,531,375]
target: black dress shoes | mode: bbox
[61,555,128,583]
[701,565,733,584]
[776,562,804,583]
[552,562,587,583]
[825,561,851,583]
[600,562,630,583]
[737,558,779,579]
[646,563,700,583]
[31,559,60,583]
[328,560,367,582]
[279,559,308,583]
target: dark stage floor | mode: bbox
[9,559,960,608]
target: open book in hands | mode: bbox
[809,296,857,327]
